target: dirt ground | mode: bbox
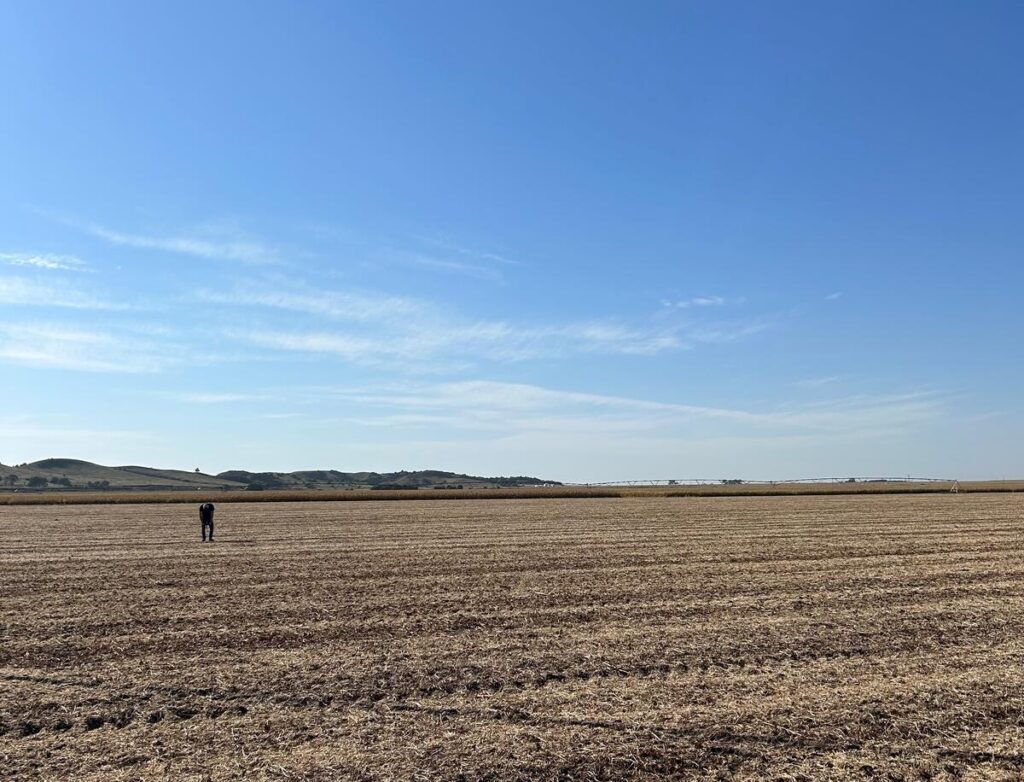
[2,494,1023,780]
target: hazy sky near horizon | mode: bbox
[1,1,1022,482]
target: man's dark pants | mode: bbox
[201,519,214,542]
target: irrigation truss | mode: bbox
[572,477,957,487]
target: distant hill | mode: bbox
[216,469,556,490]
[0,459,559,493]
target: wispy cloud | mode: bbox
[825,292,843,301]
[553,322,683,355]
[0,276,130,311]
[303,380,947,438]
[82,221,279,264]
[390,234,519,281]
[770,392,943,432]
[227,319,683,365]
[419,235,518,266]
[683,321,767,344]
[797,375,842,388]
[207,281,740,366]
[660,295,738,309]
[0,252,88,272]
[172,392,271,404]
[342,380,759,423]
[0,322,180,373]
[405,254,504,282]
[0,416,149,445]
[229,329,401,363]
[195,285,425,323]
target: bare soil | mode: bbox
[2,494,1022,780]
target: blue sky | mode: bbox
[1,1,1022,481]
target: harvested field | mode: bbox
[2,494,1023,780]
[4,479,1024,505]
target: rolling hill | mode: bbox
[0,459,559,492]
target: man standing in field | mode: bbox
[199,502,215,542]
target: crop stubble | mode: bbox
[1,494,1023,780]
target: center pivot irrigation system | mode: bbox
[574,476,959,487]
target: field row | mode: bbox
[4,480,1024,505]
[2,494,1023,779]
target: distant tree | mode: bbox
[195,467,201,473]
[4,474,17,487]
[49,476,72,487]
[27,476,48,488]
